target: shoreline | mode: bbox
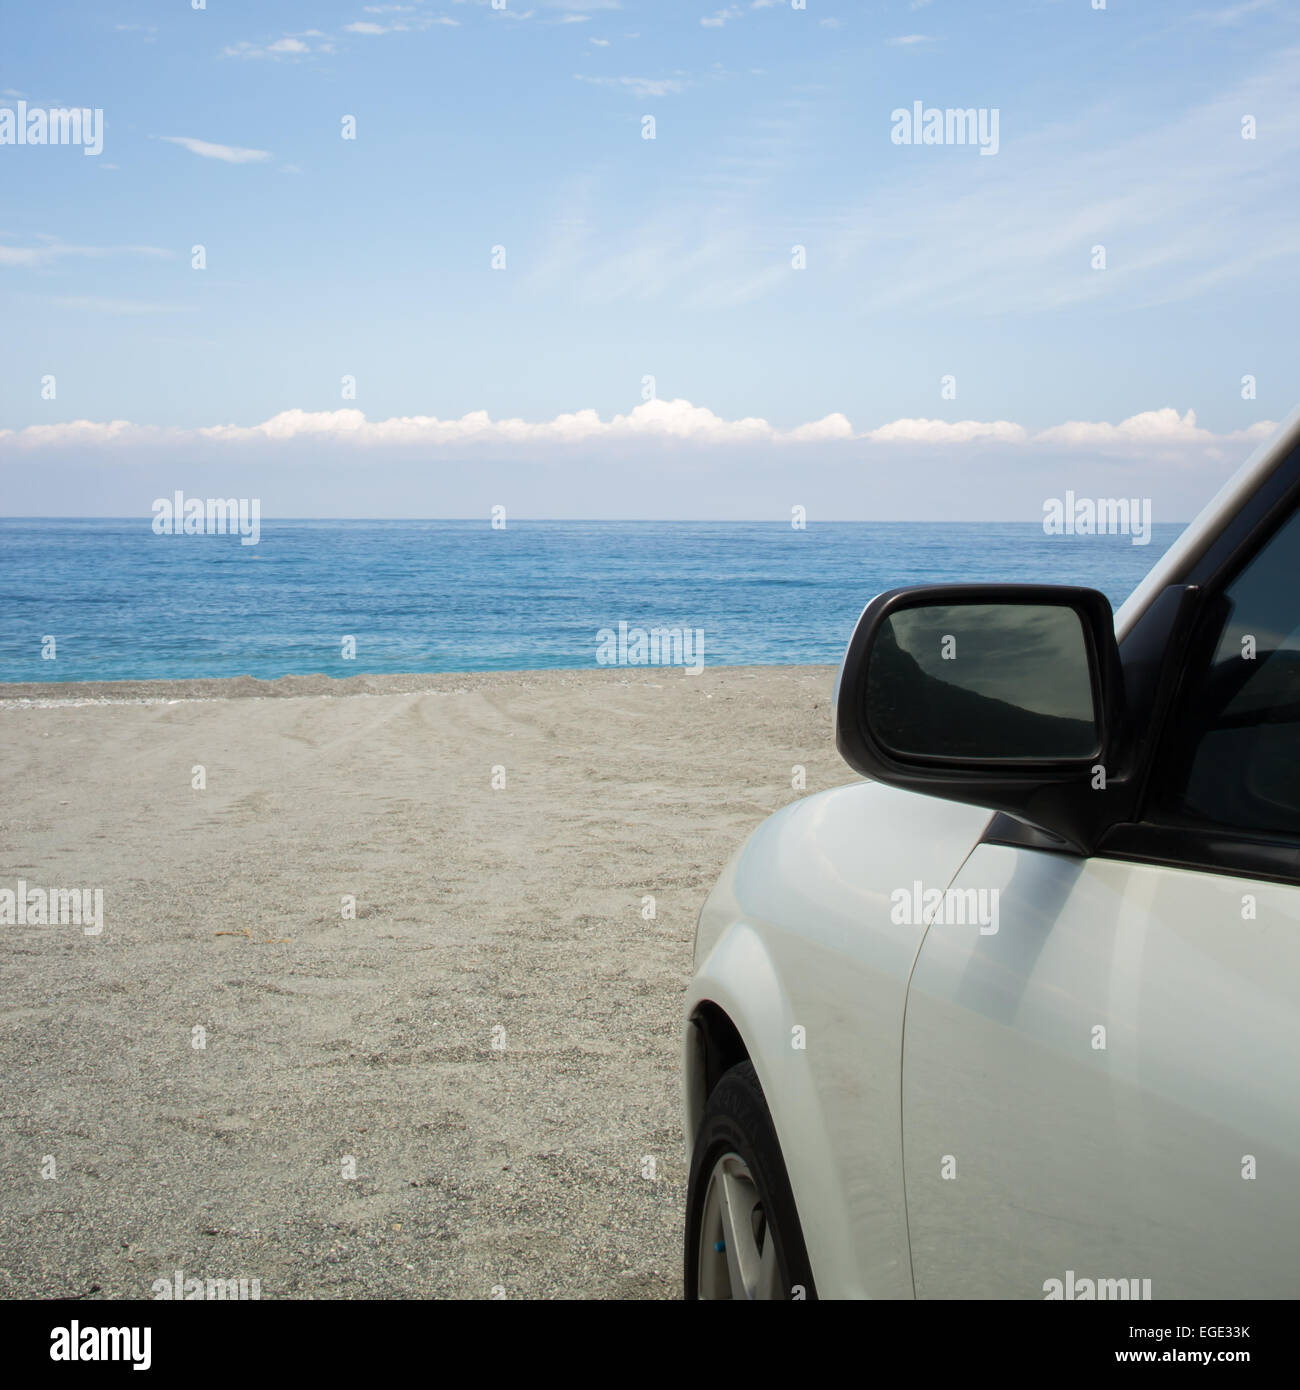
[0,663,836,707]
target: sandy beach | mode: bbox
[0,665,841,1299]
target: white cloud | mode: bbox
[702,6,743,27]
[158,136,273,164]
[888,34,934,46]
[196,399,784,446]
[781,414,855,443]
[1031,407,1277,449]
[865,418,1028,445]
[3,419,144,447]
[223,36,323,59]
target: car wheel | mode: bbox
[684,1060,816,1300]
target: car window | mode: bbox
[1156,506,1300,838]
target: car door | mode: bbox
[900,505,1300,1299]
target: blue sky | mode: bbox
[1,0,1298,518]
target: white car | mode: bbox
[683,408,1300,1300]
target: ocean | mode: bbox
[0,519,1181,684]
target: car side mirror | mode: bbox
[834,585,1126,853]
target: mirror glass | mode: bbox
[865,602,1099,760]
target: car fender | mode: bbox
[686,781,994,1297]
[688,917,855,1295]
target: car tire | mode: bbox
[684,1060,817,1300]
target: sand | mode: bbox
[0,665,842,1299]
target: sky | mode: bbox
[1,0,1298,519]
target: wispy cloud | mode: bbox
[345,15,459,34]
[549,45,1300,318]
[1198,0,1278,25]
[574,74,687,97]
[821,45,1300,316]
[0,239,173,268]
[222,34,329,60]
[51,296,188,315]
[158,136,273,164]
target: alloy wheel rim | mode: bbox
[696,1152,783,1299]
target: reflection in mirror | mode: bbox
[865,603,1099,760]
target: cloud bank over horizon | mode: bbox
[1,398,1275,453]
[0,400,1284,524]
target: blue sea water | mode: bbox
[0,519,1182,684]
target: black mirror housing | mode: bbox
[834,584,1128,853]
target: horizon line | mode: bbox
[0,514,1194,526]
